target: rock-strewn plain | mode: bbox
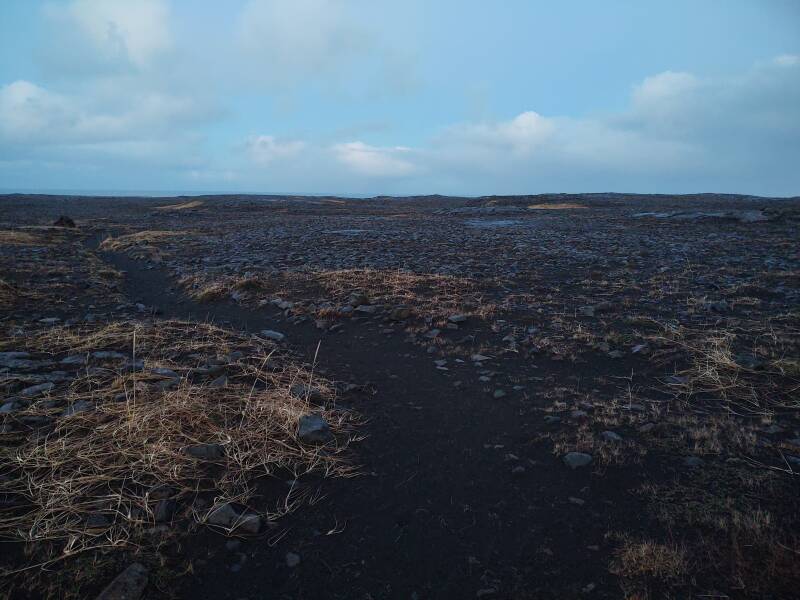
[1,192,799,599]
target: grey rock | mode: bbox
[20,382,54,398]
[492,389,507,399]
[389,307,411,321]
[151,367,179,378]
[209,374,227,388]
[563,452,593,469]
[61,355,88,365]
[95,563,148,600]
[261,330,286,342]
[448,314,467,323]
[543,415,562,424]
[154,499,176,523]
[683,456,705,468]
[285,552,301,568]
[600,431,623,443]
[290,384,324,401]
[0,401,19,414]
[208,503,261,533]
[354,304,378,314]
[92,351,127,360]
[298,414,333,444]
[62,400,94,417]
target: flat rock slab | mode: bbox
[95,563,148,600]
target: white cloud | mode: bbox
[43,0,171,71]
[774,54,800,67]
[247,135,306,165]
[333,142,417,177]
[237,0,365,85]
[0,80,212,145]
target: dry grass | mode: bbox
[0,230,46,246]
[653,317,800,416]
[182,268,497,320]
[100,231,186,263]
[637,474,800,597]
[527,202,588,210]
[611,539,688,583]
[0,320,356,568]
[154,200,205,211]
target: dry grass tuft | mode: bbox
[100,231,184,263]
[527,202,588,210]
[154,200,205,211]
[654,317,800,416]
[182,268,497,320]
[0,320,356,566]
[0,230,46,246]
[611,539,689,583]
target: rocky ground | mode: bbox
[1,192,799,599]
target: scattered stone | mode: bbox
[209,374,227,388]
[290,383,324,401]
[389,307,411,321]
[298,414,333,444]
[492,389,507,399]
[154,499,176,523]
[448,314,467,323]
[61,354,88,365]
[95,563,148,600]
[543,415,562,424]
[683,456,705,468]
[151,367,179,378]
[208,503,261,533]
[600,431,623,443]
[261,330,286,342]
[0,401,19,414]
[93,351,127,360]
[62,400,94,417]
[20,382,55,398]
[285,552,301,568]
[563,452,593,469]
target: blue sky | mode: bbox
[1,0,798,196]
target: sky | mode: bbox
[0,0,798,196]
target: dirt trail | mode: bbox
[98,246,649,600]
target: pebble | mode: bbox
[20,382,55,398]
[261,330,286,342]
[285,552,301,568]
[599,431,623,443]
[208,503,261,534]
[298,414,333,444]
[563,452,593,469]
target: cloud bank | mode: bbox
[0,0,797,195]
